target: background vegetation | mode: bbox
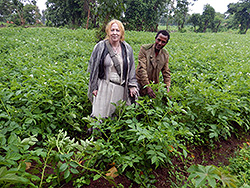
[0,26,249,187]
[0,0,250,34]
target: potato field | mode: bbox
[0,27,249,187]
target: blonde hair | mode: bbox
[105,19,125,41]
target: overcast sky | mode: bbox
[189,0,239,14]
[36,0,240,14]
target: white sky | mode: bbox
[36,0,240,14]
[189,0,240,14]
[37,0,46,13]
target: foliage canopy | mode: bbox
[227,0,250,34]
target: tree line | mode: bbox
[0,0,41,25]
[0,0,249,34]
[187,1,250,34]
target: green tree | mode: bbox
[93,0,125,41]
[173,0,189,31]
[0,0,12,22]
[45,0,85,27]
[122,0,144,31]
[201,4,215,32]
[227,0,250,34]
[12,0,26,25]
[85,0,96,29]
[45,0,96,28]
[211,12,225,33]
[160,0,197,31]
[41,10,45,24]
[45,0,125,36]
[164,0,175,30]
[96,0,125,24]
[0,0,39,25]
[224,13,236,30]
[23,4,40,24]
[123,0,169,31]
[188,13,201,32]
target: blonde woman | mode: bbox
[88,19,138,118]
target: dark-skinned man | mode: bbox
[136,30,171,98]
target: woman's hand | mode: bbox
[129,87,138,97]
[92,90,98,96]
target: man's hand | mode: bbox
[146,87,156,98]
[166,86,170,93]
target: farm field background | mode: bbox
[0,27,250,187]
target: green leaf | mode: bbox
[155,151,165,159]
[69,161,79,168]
[151,155,158,164]
[195,175,207,187]
[183,149,188,158]
[0,134,6,146]
[8,133,17,144]
[25,118,33,124]
[125,119,132,124]
[138,135,145,141]
[155,145,163,150]
[122,164,128,172]
[209,132,218,138]
[146,150,155,155]
[34,148,47,158]
[59,163,68,172]
[82,178,90,185]
[0,174,30,184]
[70,113,76,119]
[0,113,9,119]
[6,152,22,161]
[207,176,216,188]
[93,174,102,181]
[21,136,38,145]
[0,167,7,177]
[64,168,70,179]
[70,168,79,174]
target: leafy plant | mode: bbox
[37,129,109,187]
[0,166,31,187]
[0,133,39,187]
[187,164,238,188]
[84,83,191,187]
[229,143,250,187]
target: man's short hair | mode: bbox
[155,30,170,43]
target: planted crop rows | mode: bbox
[0,27,249,187]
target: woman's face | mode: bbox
[109,23,121,43]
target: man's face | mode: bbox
[155,33,168,51]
